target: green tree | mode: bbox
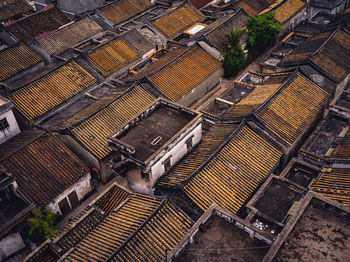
[28,206,59,240]
[222,27,247,78]
[247,12,282,55]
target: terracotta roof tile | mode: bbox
[87,38,140,77]
[183,124,282,214]
[255,72,330,145]
[147,46,221,102]
[37,18,102,55]
[0,0,33,22]
[0,42,43,82]
[0,132,89,207]
[71,85,157,160]
[8,61,97,120]
[98,0,152,26]
[151,3,205,39]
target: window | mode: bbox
[186,136,194,152]
[163,157,172,173]
[0,118,9,131]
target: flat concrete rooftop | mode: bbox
[117,105,195,161]
[273,201,350,262]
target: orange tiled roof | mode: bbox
[98,0,152,26]
[183,124,282,214]
[270,0,306,24]
[0,42,43,82]
[71,85,157,160]
[236,0,275,16]
[147,46,221,102]
[310,168,350,207]
[151,3,205,39]
[8,61,97,120]
[255,72,330,145]
[87,38,140,77]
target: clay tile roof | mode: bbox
[236,0,275,16]
[260,0,306,24]
[311,29,350,83]
[147,45,221,102]
[151,3,206,39]
[87,37,140,77]
[37,18,102,55]
[255,72,330,145]
[98,0,153,26]
[189,0,212,9]
[204,8,248,51]
[183,124,283,214]
[65,194,164,261]
[0,132,89,207]
[111,199,193,261]
[70,85,157,160]
[310,168,350,207]
[157,123,239,188]
[0,42,43,82]
[0,0,33,22]
[6,6,72,42]
[8,61,97,121]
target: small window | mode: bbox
[0,118,9,131]
[186,136,193,151]
[163,157,172,173]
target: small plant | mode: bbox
[28,206,59,240]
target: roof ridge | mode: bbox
[310,27,340,58]
[106,197,167,261]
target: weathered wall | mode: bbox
[150,122,202,185]
[177,68,223,107]
[0,109,20,145]
[0,233,25,261]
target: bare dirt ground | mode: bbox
[174,216,270,262]
[273,205,350,262]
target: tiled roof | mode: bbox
[311,30,350,83]
[0,130,43,160]
[94,184,131,214]
[310,168,350,207]
[254,72,330,145]
[183,124,282,214]
[270,0,306,24]
[331,132,350,160]
[64,194,164,261]
[189,0,212,9]
[0,42,43,82]
[55,209,105,252]
[87,38,140,77]
[282,31,331,62]
[236,0,275,16]
[98,0,152,26]
[111,200,193,261]
[37,18,102,55]
[0,132,89,207]
[151,3,205,39]
[204,8,248,51]
[0,0,33,22]
[147,46,221,102]
[26,243,59,262]
[121,29,154,55]
[8,61,97,121]
[6,6,71,42]
[71,85,157,160]
[157,123,238,188]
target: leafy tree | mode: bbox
[28,206,59,240]
[222,27,247,78]
[247,12,282,55]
